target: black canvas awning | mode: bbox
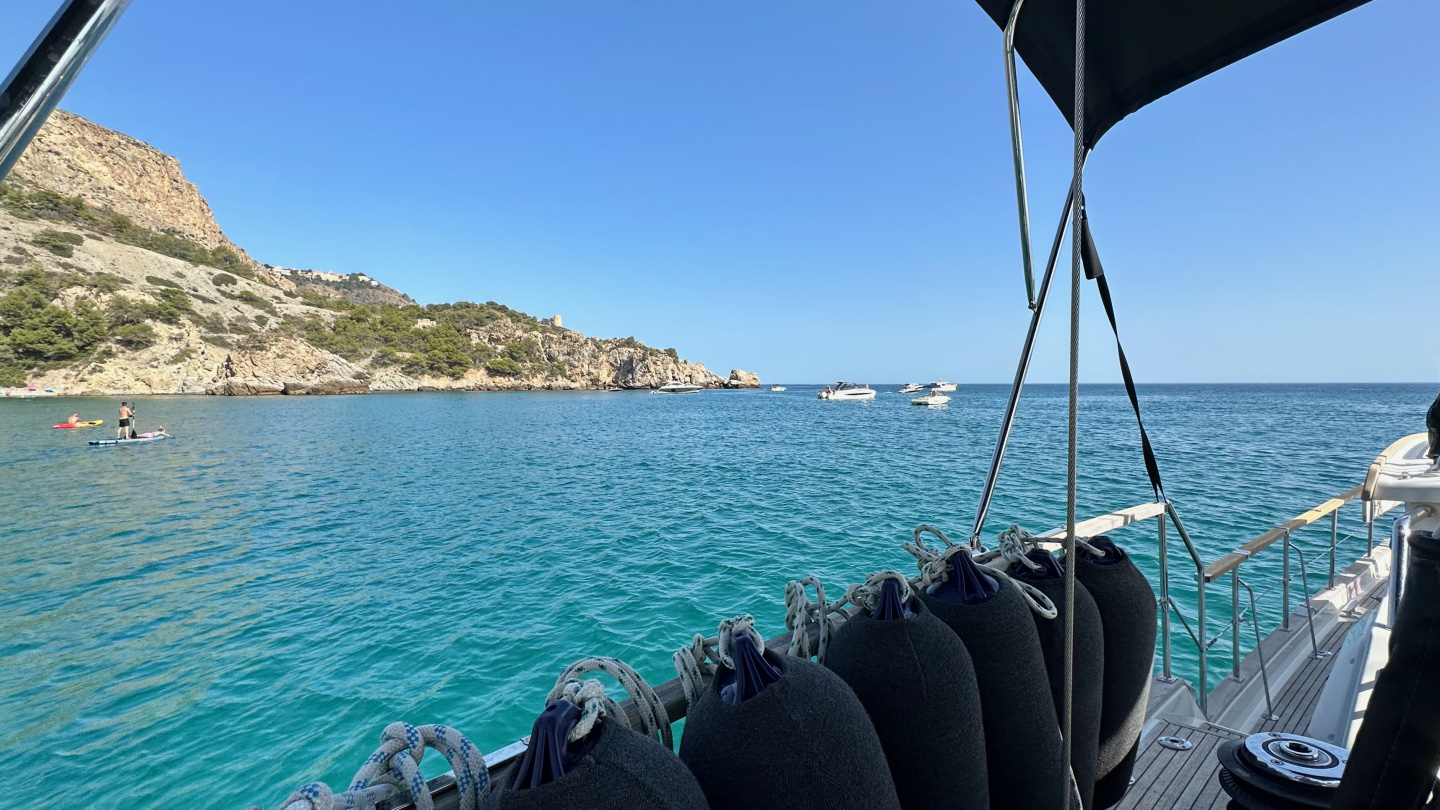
[975,0,1372,147]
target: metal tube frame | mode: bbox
[1231,570,1241,679]
[1158,514,1174,681]
[1328,509,1338,588]
[1003,0,1036,308]
[1238,576,1280,722]
[0,0,133,182]
[1282,535,1327,660]
[1282,526,1291,631]
[969,186,1077,547]
[1164,502,1208,716]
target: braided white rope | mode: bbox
[715,614,766,668]
[784,576,837,661]
[991,524,1046,571]
[546,656,673,750]
[903,525,1058,620]
[842,570,914,614]
[671,633,718,710]
[278,722,488,810]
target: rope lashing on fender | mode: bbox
[784,576,841,662]
[980,524,1047,571]
[546,656,672,750]
[277,722,488,810]
[976,524,1109,569]
[672,633,719,710]
[904,524,1059,620]
[841,570,913,613]
[673,614,773,709]
[715,614,766,668]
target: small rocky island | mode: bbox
[0,111,757,395]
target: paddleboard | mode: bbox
[89,434,169,446]
[53,420,104,429]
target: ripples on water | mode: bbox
[0,384,1431,808]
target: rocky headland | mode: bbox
[0,112,757,395]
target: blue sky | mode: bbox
[3,0,1436,383]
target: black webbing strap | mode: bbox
[1079,198,1166,502]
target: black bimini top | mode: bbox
[974,0,1372,147]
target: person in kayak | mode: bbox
[117,402,133,440]
[67,413,80,426]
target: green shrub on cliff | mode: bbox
[0,270,107,376]
[1,183,253,275]
[28,228,85,257]
[213,273,237,286]
[485,357,522,376]
[111,322,157,348]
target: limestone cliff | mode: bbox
[0,111,759,395]
[8,110,251,264]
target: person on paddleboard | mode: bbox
[117,402,133,440]
[135,427,168,439]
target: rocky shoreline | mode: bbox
[1,111,760,396]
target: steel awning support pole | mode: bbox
[1004,0,1037,308]
[0,0,131,183]
[1061,0,1087,803]
[969,185,1075,547]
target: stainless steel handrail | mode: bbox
[1108,487,1374,718]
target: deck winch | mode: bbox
[1216,732,1347,809]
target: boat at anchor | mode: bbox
[6,0,1433,808]
[818,382,876,401]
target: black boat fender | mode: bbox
[825,571,990,809]
[676,614,902,810]
[1072,535,1157,809]
[908,525,1071,810]
[493,657,709,810]
[991,536,1105,810]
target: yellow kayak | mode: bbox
[52,419,104,429]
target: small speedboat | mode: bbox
[818,382,876,401]
[655,381,703,394]
[927,381,957,393]
[898,383,924,394]
[911,391,951,406]
[769,385,787,392]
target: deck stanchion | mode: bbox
[1158,513,1173,681]
[1328,510,1338,589]
[1281,527,1291,631]
[1231,569,1241,679]
[1166,502,1207,716]
[1366,508,1374,553]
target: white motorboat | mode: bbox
[898,383,924,394]
[911,391,951,406]
[769,385,787,392]
[927,381,957,393]
[655,381,702,394]
[817,382,876,401]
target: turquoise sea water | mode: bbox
[0,383,1432,808]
